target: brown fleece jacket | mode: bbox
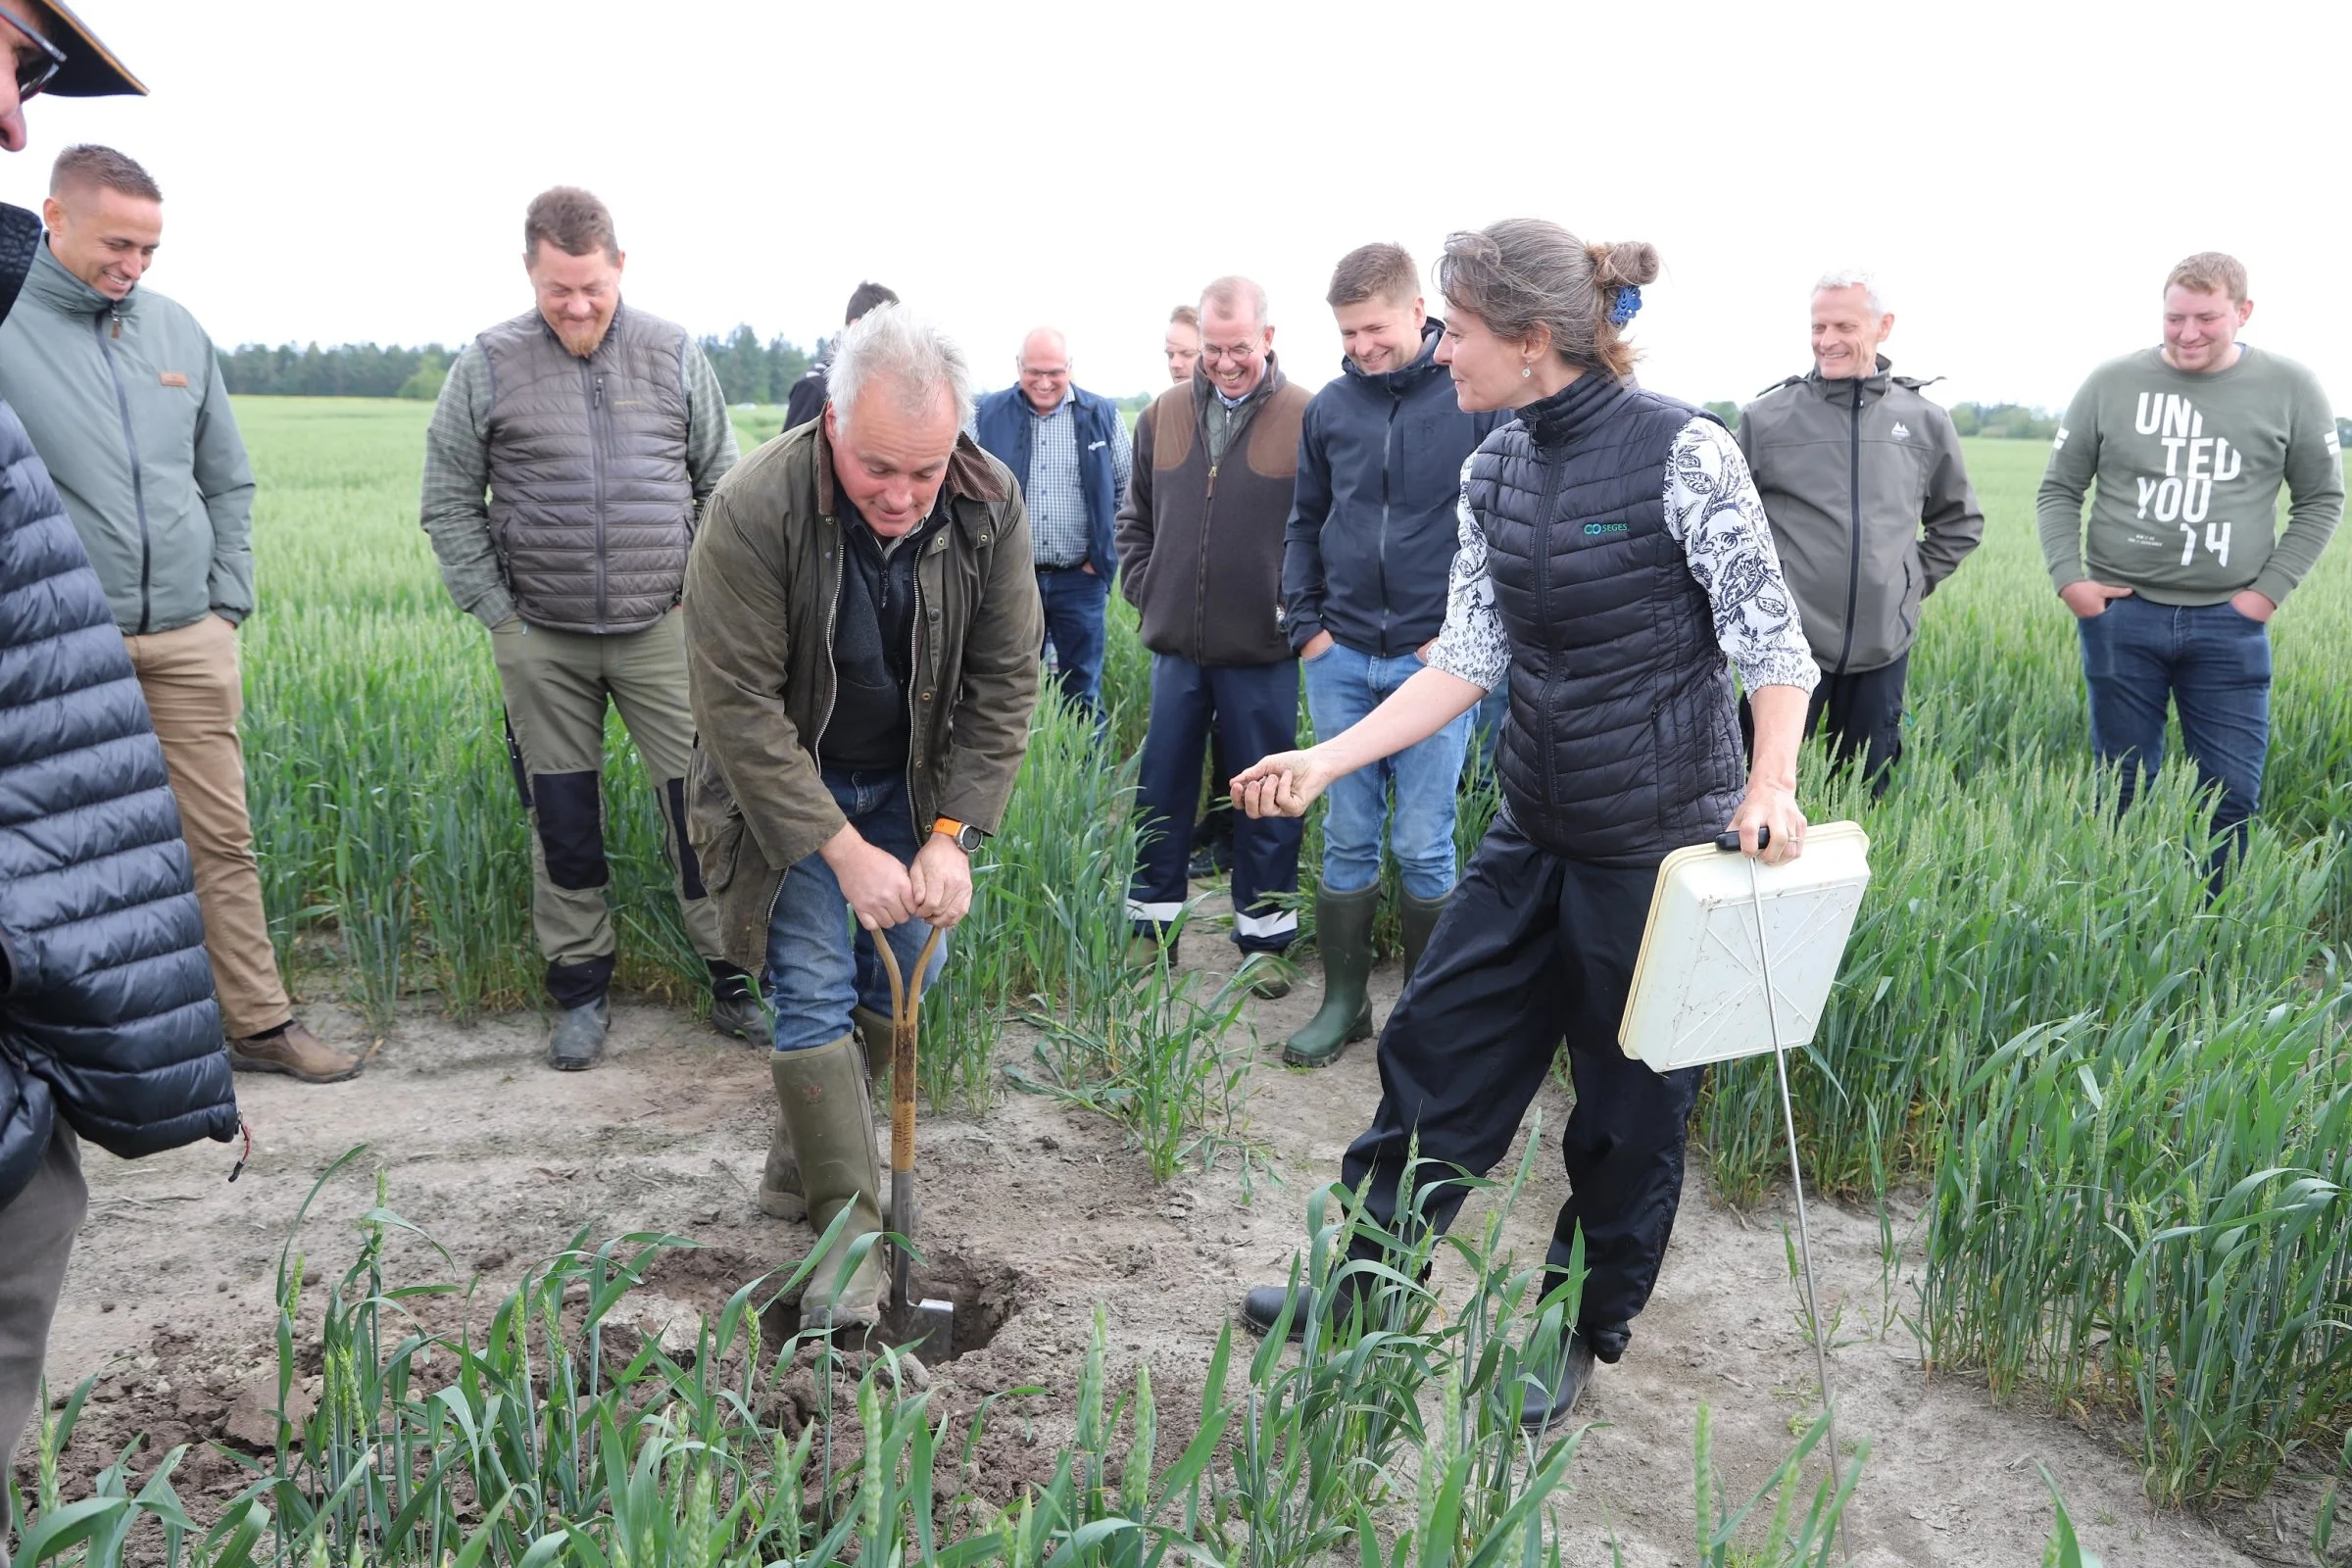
[1115,355,1309,666]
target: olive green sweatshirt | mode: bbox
[2036,346,2343,608]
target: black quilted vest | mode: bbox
[1470,374,1743,867]
[480,302,695,634]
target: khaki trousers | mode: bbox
[489,610,724,1004]
[0,1123,85,1564]
[122,614,291,1040]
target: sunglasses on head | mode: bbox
[0,1,67,101]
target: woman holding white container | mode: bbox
[1231,220,1815,1425]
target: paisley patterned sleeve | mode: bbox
[1667,419,1820,694]
[1422,453,1510,692]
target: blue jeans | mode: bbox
[1037,567,1108,717]
[2077,595,2271,863]
[1303,641,1470,901]
[763,766,947,1053]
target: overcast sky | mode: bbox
[21,0,2349,414]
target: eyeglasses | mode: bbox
[1199,341,1262,364]
[0,1,67,101]
[1018,364,1070,379]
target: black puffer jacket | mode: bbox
[0,202,237,1205]
[1470,374,1743,867]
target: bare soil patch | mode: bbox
[25,941,2327,1564]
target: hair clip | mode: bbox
[1609,285,1642,327]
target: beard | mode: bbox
[556,317,612,357]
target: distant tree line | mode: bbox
[216,326,824,406]
[218,342,454,400]
[1948,402,2059,440]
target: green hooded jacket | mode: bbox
[0,240,255,635]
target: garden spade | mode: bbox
[874,924,955,1355]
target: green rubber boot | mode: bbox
[1398,889,1448,993]
[759,1079,889,1223]
[771,1036,886,1331]
[1283,882,1379,1067]
[852,1004,894,1083]
[758,1101,805,1221]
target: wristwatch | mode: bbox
[932,816,985,854]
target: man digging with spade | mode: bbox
[683,305,1042,1331]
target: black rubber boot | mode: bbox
[1238,1270,1374,1341]
[1398,889,1447,989]
[1513,1330,1597,1432]
[1284,883,1378,1066]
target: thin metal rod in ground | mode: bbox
[1749,853,1852,1565]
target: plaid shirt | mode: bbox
[1013,393,1132,569]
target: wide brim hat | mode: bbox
[27,0,146,96]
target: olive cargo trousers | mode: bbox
[489,609,727,1005]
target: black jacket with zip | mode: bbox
[1737,356,1983,674]
[1282,319,1504,658]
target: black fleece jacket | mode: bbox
[1282,319,1505,658]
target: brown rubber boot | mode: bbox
[228,1021,365,1084]
[772,1034,887,1331]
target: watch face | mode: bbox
[957,824,985,854]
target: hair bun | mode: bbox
[1589,241,1661,289]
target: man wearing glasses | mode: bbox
[969,326,1131,719]
[1116,276,1310,989]
[0,5,241,1546]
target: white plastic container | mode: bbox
[1617,821,1872,1072]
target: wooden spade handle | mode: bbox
[873,925,945,1175]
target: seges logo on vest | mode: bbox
[1582,521,1629,537]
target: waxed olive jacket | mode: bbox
[680,418,1044,971]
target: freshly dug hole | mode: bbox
[756,1250,1023,1363]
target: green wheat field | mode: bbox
[24,395,2333,1564]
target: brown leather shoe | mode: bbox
[228,1021,365,1084]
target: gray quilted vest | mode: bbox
[480,303,695,634]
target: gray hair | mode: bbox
[826,304,974,431]
[1813,269,1890,318]
[1200,275,1269,332]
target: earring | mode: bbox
[1521,365,1533,379]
